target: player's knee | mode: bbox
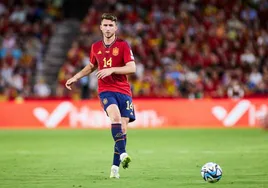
[122,125,127,134]
[121,118,129,134]
[110,115,121,124]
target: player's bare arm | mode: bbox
[96,61,136,79]
[65,63,96,90]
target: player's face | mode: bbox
[100,19,117,39]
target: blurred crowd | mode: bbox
[1,0,268,100]
[59,0,268,99]
[0,0,62,100]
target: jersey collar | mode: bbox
[102,36,117,48]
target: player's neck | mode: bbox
[103,35,116,46]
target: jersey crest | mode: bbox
[112,47,119,56]
[102,98,108,105]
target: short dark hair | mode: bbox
[101,13,117,23]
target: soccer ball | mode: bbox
[201,162,222,183]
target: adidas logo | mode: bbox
[97,51,102,54]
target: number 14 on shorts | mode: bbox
[126,101,133,111]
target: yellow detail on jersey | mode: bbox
[103,57,112,67]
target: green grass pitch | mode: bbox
[0,129,268,188]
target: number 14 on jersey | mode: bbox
[103,57,112,67]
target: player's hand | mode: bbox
[96,68,114,79]
[65,77,78,90]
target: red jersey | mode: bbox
[90,38,135,96]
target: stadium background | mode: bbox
[0,0,267,128]
[0,0,268,100]
[0,1,268,188]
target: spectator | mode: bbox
[2,0,268,100]
[57,0,267,99]
[241,47,256,65]
[0,0,62,100]
[9,5,26,23]
[34,78,51,98]
[227,79,245,99]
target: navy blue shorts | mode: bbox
[99,91,136,122]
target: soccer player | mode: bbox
[65,13,136,179]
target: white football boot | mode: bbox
[110,165,120,179]
[120,153,132,169]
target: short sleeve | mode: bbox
[123,42,135,64]
[90,44,97,66]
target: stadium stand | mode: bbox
[0,0,62,100]
[1,0,268,100]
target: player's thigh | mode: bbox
[99,92,121,123]
[106,104,121,123]
[117,94,136,123]
[121,117,129,134]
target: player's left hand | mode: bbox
[96,68,114,79]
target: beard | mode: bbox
[104,32,114,39]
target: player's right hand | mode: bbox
[65,77,78,90]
